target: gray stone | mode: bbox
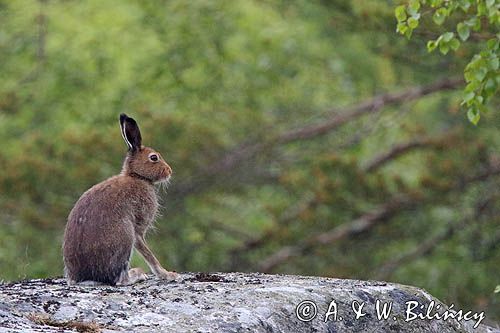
[0,272,498,333]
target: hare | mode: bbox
[63,113,177,286]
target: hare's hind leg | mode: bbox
[116,267,148,286]
[129,267,148,283]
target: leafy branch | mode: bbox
[395,0,499,124]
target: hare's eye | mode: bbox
[149,153,159,162]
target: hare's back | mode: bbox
[68,176,134,225]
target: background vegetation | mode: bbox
[0,0,499,323]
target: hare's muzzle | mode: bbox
[163,163,172,179]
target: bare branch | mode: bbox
[362,131,457,172]
[375,193,499,280]
[174,77,464,196]
[462,163,500,185]
[257,163,500,273]
[258,196,416,273]
[363,139,432,172]
[230,131,455,267]
[375,226,454,281]
[228,193,318,269]
[274,78,463,144]
[208,219,255,240]
[257,246,302,273]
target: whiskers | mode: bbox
[158,176,171,194]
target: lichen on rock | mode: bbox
[0,272,498,332]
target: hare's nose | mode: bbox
[165,163,172,175]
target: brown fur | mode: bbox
[63,114,177,285]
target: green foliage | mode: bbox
[0,0,499,323]
[395,0,499,124]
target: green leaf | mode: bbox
[430,0,444,8]
[464,79,480,91]
[480,50,490,58]
[465,17,481,31]
[449,38,460,51]
[485,0,495,7]
[467,108,480,125]
[463,91,475,104]
[439,43,449,54]
[488,56,499,71]
[433,8,447,25]
[427,40,438,52]
[487,39,499,51]
[475,67,488,81]
[397,22,408,35]
[495,285,500,294]
[442,32,454,42]
[409,0,421,11]
[408,17,419,29]
[464,82,476,92]
[484,78,497,97]
[468,54,482,68]
[458,0,471,12]
[448,2,459,11]
[395,5,407,22]
[457,23,470,41]
[408,0,421,16]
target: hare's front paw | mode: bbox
[156,268,178,281]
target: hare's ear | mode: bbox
[119,113,142,152]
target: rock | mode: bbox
[0,272,498,332]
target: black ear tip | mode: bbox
[120,113,138,126]
[119,113,128,123]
